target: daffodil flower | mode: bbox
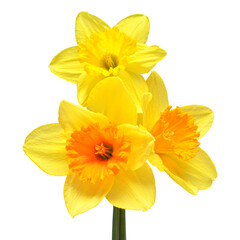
[23,77,155,217]
[49,12,166,112]
[141,71,217,195]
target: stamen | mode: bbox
[103,54,119,70]
[95,143,113,160]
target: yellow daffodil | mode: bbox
[23,77,155,217]
[49,12,166,111]
[141,71,217,195]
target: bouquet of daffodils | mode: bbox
[23,12,217,240]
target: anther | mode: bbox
[103,54,118,70]
[95,143,113,160]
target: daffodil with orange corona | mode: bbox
[23,78,155,217]
[49,12,166,111]
[140,71,217,194]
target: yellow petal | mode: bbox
[59,100,108,136]
[49,47,84,83]
[140,92,151,125]
[77,73,102,106]
[106,163,155,211]
[118,70,148,113]
[86,77,137,125]
[148,153,164,172]
[142,71,169,131]
[115,14,150,44]
[23,124,68,176]
[64,173,113,216]
[164,168,199,195]
[117,124,154,170]
[180,105,214,139]
[75,12,110,44]
[127,44,167,74]
[161,148,217,194]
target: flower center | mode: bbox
[103,54,119,70]
[95,143,113,160]
[77,27,137,76]
[151,107,200,160]
[66,123,131,183]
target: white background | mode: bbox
[1,0,240,239]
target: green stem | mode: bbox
[112,207,126,240]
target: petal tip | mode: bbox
[76,11,89,18]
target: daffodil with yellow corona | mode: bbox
[141,71,217,194]
[23,77,155,217]
[49,12,166,111]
